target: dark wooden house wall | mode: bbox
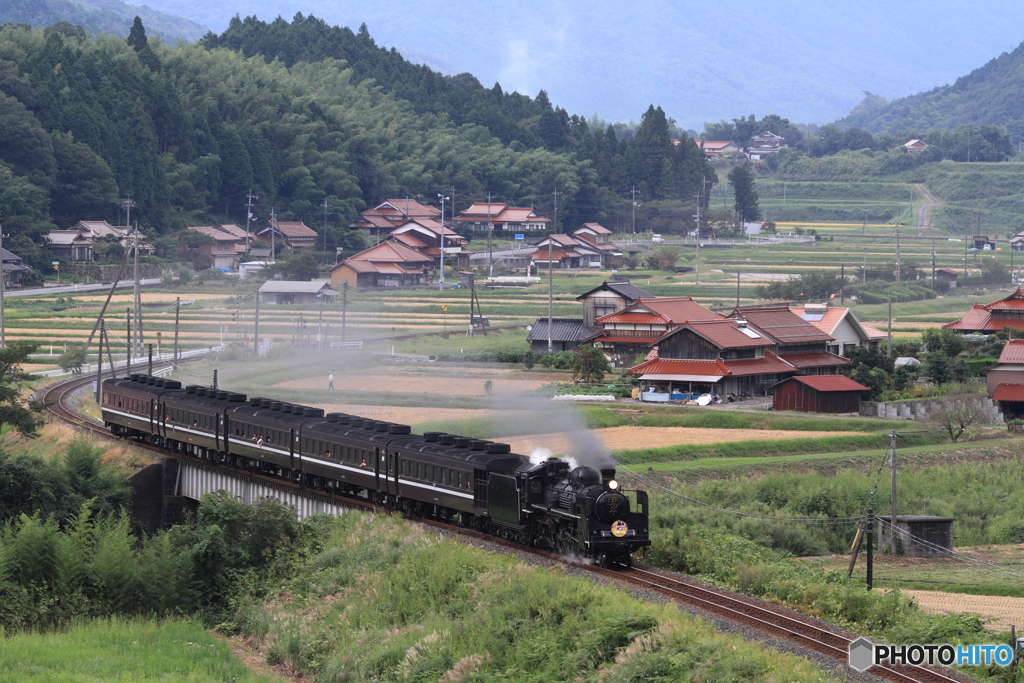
[772,380,861,413]
[659,329,720,360]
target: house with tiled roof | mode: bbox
[789,303,885,356]
[257,221,319,251]
[531,234,587,269]
[390,218,472,268]
[590,297,723,366]
[576,281,653,327]
[46,220,154,261]
[732,305,850,375]
[567,222,621,267]
[1,248,31,286]
[903,139,929,151]
[350,199,442,238]
[628,318,799,399]
[454,202,550,232]
[944,289,1024,334]
[698,140,743,158]
[526,318,600,353]
[747,131,786,160]
[185,225,248,270]
[330,240,434,289]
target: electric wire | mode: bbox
[874,518,1024,582]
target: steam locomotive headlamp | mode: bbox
[607,479,619,490]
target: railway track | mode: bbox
[43,373,976,683]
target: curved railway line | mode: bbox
[42,372,975,683]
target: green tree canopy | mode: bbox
[728,163,760,222]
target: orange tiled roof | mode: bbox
[994,384,1024,401]
[733,306,834,344]
[945,290,1024,331]
[724,351,796,376]
[779,351,851,369]
[674,319,776,350]
[998,339,1024,364]
[627,357,730,377]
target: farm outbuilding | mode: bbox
[258,281,337,305]
[772,375,868,413]
[878,515,955,557]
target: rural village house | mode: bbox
[1,248,32,286]
[590,296,724,367]
[185,224,248,270]
[627,318,798,399]
[46,220,154,262]
[577,280,652,327]
[258,280,336,305]
[453,202,551,232]
[731,305,851,375]
[350,199,441,239]
[257,221,319,250]
[526,318,600,353]
[331,240,434,289]
[746,131,786,160]
[987,339,1024,420]
[789,304,887,356]
[389,217,473,269]
[944,288,1024,333]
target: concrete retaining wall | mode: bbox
[860,395,1004,423]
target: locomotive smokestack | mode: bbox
[600,468,616,486]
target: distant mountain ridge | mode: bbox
[0,0,208,42]
[135,0,1024,127]
[836,40,1024,137]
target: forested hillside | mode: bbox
[0,0,207,42]
[0,17,714,270]
[837,40,1024,137]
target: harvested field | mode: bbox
[307,403,502,425]
[893,590,1024,632]
[277,368,572,396]
[504,426,861,456]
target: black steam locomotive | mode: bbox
[100,374,650,566]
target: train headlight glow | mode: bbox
[608,480,619,490]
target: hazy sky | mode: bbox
[146,0,1024,127]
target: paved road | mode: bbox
[914,183,942,232]
[5,278,162,298]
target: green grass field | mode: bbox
[0,618,278,683]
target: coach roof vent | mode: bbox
[164,380,182,389]
[486,443,511,454]
[249,397,263,406]
[469,440,490,451]
[387,424,411,435]
[326,412,340,422]
[336,415,352,425]
[153,379,165,387]
[280,404,293,413]
[130,373,141,382]
[216,391,228,400]
[303,407,324,417]
[453,437,471,448]
[145,376,157,385]
[439,434,456,445]
[186,385,198,394]
[375,422,390,432]
[270,401,282,410]
[260,399,272,408]
[195,387,207,396]
[228,393,246,402]
[423,432,445,442]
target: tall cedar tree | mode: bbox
[728,163,761,222]
[0,342,44,437]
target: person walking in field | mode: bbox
[328,372,335,390]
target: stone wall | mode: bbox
[860,395,1004,423]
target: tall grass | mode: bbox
[0,617,275,682]
[229,513,834,683]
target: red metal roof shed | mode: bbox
[772,375,868,413]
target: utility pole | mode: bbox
[131,227,143,354]
[148,343,153,375]
[254,289,260,353]
[889,431,899,554]
[736,271,741,308]
[174,297,180,361]
[931,243,937,292]
[866,508,874,590]
[840,264,845,304]
[126,307,132,376]
[630,185,639,236]
[0,225,7,349]
[438,193,449,289]
[341,282,348,342]
[487,192,493,270]
[245,190,257,251]
[95,320,104,404]
[548,188,560,354]
[887,292,893,360]
[270,207,277,261]
[317,291,324,351]
[322,199,330,251]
